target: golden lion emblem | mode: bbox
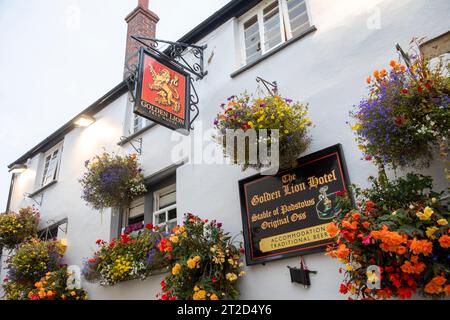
[147,64,181,112]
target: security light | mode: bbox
[74,114,95,127]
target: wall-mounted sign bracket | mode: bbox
[126,36,207,131]
[395,43,412,69]
[119,136,142,155]
[24,192,44,206]
[256,77,278,96]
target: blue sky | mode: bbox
[0,0,230,211]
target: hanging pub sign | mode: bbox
[134,47,191,135]
[238,144,351,265]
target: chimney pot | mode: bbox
[138,0,149,9]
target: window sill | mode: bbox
[230,25,317,78]
[118,123,157,146]
[29,180,57,198]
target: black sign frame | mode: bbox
[238,144,352,266]
[134,47,191,135]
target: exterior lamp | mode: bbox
[74,114,95,127]
[9,163,27,173]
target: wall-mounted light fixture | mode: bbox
[74,114,95,127]
[9,163,27,173]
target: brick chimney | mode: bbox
[124,0,159,78]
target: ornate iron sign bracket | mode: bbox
[125,36,207,131]
[119,136,142,155]
[256,77,278,96]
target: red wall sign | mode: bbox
[134,48,191,134]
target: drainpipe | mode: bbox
[5,173,15,213]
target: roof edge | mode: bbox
[8,79,129,169]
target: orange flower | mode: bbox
[366,76,372,84]
[438,235,450,248]
[380,69,387,77]
[352,213,361,220]
[342,220,357,230]
[445,284,450,296]
[414,262,426,274]
[424,276,447,295]
[396,246,407,255]
[371,225,407,252]
[326,222,339,238]
[336,244,350,260]
[362,221,371,229]
[389,60,397,68]
[400,261,415,274]
[409,239,433,256]
[373,70,380,79]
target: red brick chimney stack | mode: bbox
[124,0,159,78]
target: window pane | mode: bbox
[159,190,176,209]
[168,208,177,221]
[243,15,261,63]
[42,150,59,186]
[263,1,282,51]
[155,212,166,224]
[286,0,310,37]
[129,196,145,218]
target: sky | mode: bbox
[0,0,231,211]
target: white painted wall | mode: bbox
[2,0,449,299]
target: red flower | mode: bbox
[364,155,372,161]
[145,223,154,230]
[425,82,432,89]
[212,277,217,283]
[397,287,413,300]
[401,88,409,94]
[240,248,245,254]
[417,86,423,93]
[95,239,105,245]
[120,233,131,244]
[335,190,346,197]
[339,283,349,294]
[395,116,404,126]
[88,258,96,264]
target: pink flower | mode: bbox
[362,234,372,245]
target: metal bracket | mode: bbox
[256,77,278,96]
[396,43,412,69]
[24,192,43,206]
[120,136,142,155]
[131,36,208,80]
[127,36,207,131]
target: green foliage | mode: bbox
[0,207,40,249]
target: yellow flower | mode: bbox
[71,291,76,296]
[284,130,289,134]
[431,197,437,203]
[194,286,200,292]
[170,235,179,244]
[172,263,182,275]
[239,271,246,277]
[228,258,234,265]
[193,290,206,300]
[226,273,238,282]
[346,264,353,271]
[437,218,448,226]
[210,293,219,300]
[426,226,439,239]
[351,124,362,131]
[187,256,201,269]
[248,121,254,128]
[417,207,433,221]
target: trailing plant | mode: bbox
[0,206,39,250]
[80,152,147,210]
[214,93,312,170]
[82,224,168,286]
[2,239,65,300]
[157,213,245,300]
[350,39,450,171]
[27,267,88,300]
[325,173,450,299]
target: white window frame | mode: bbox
[152,184,177,233]
[239,0,312,66]
[40,142,63,188]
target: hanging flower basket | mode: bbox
[79,152,147,210]
[2,239,65,300]
[350,40,450,170]
[157,213,245,300]
[325,173,450,300]
[82,224,168,286]
[27,267,88,300]
[0,206,39,250]
[214,93,312,171]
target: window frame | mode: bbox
[152,183,177,233]
[40,142,63,188]
[239,0,312,66]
